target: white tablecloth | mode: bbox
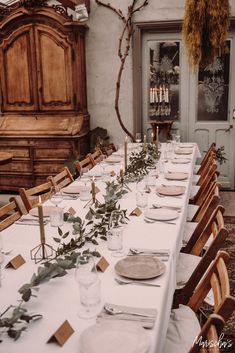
[0,143,201,353]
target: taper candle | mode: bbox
[124,136,128,173]
[120,165,124,184]
[143,134,147,152]
[91,176,96,202]
[156,126,159,150]
[37,196,45,244]
[151,132,154,143]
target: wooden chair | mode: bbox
[0,197,23,231]
[183,182,221,247]
[89,147,104,166]
[163,251,235,353]
[176,205,229,304]
[74,154,94,175]
[195,142,216,176]
[19,180,53,212]
[47,167,74,190]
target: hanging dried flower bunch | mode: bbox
[182,0,231,69]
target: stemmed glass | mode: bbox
[107,210,126,257]
[135,132,142,143]
[74,254,101,318]
[50,185,63,207]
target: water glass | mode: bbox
[136,191,148,209]
[74,254,101,318]
[50,207,64,227]
[80,184,90,201]
[107,210,125,256]
[50,186,63,207]
[135,132,142,143]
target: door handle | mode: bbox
[225,124,233,132]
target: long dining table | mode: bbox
[0,142,201,353]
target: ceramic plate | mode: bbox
[29,205,58,217]
[175,148,193,155]
[179,143,195,148]
[62,185,84,194]
[80,321,150,353]
[106,157,121,163]
[171,158,190,164]
[157,185,185,196]
[145,208,179,221]
[165,172,188,181]
[115,255,166,279]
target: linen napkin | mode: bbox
[97,303,157,329]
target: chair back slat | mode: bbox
[74,154,93,174]
[19,180,53,212]
[47,167,73,189]
[0,197,23,231]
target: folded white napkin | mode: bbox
[97,303,157,329]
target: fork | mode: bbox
[115,278,161,287]
[144,218,176,225]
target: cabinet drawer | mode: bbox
[34,162,65,174]
[34,148,72,160]
[0,146,30,158]
[0,160,32,172]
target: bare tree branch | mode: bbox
[95,0,148,141]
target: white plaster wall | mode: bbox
[86,0,235,145]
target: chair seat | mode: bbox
[163,304,201,353]
[189,185,200,200]
[176,252,201,288]
[192,174,200,185]
[187,204,199,221]
[193,164,201,174]
[183,222,198,245]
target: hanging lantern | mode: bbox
[182,0,230,70]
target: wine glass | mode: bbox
[74,254,101,318]
[50,185,63,207]
[107,210,126,257]
[135,132,142,143]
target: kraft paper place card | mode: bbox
[68,207,76,216]
[95,186,100,194]
[110,171,116,177]
[5,254,25,269]
[96,257,109,272]
[47,320,74,346]
[130,207,142,216]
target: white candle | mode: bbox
[38,196,45,244]
[165,88,169,103]
[156,126,159,149]
[159,86,162,103]
[155,87,158,103]
[143,134,147,152]
[151,132,154,143]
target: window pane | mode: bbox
[148,41,180,120]
[197,42,230,121]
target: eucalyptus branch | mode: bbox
[95,0,126,22]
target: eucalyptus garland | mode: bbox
[124,143,160,182]
[0,180,129,341]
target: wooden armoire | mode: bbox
[0,1,89,191]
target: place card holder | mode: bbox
[130,207,142,216]
[5,254,25,269]
[47,320,74,346]
[96,256,109,272]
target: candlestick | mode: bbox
[143,134,147,152]
[38,198,45,245]
[124,136,128,173]
[120,166,124,184]
[91,177,96,203]
[156,126,159,151]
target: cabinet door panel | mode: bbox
[0,26,36,111]
[35,25,74,111]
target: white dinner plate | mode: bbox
[62,185,84,194]
[80,321,150,353]
[145,208,179,221]
[175,148,193,155]
[171,158,190,164]
[29,205,58,217]
[165,172,188,181]
[179,143,195,148]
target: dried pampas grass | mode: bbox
[183,0,230,70]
